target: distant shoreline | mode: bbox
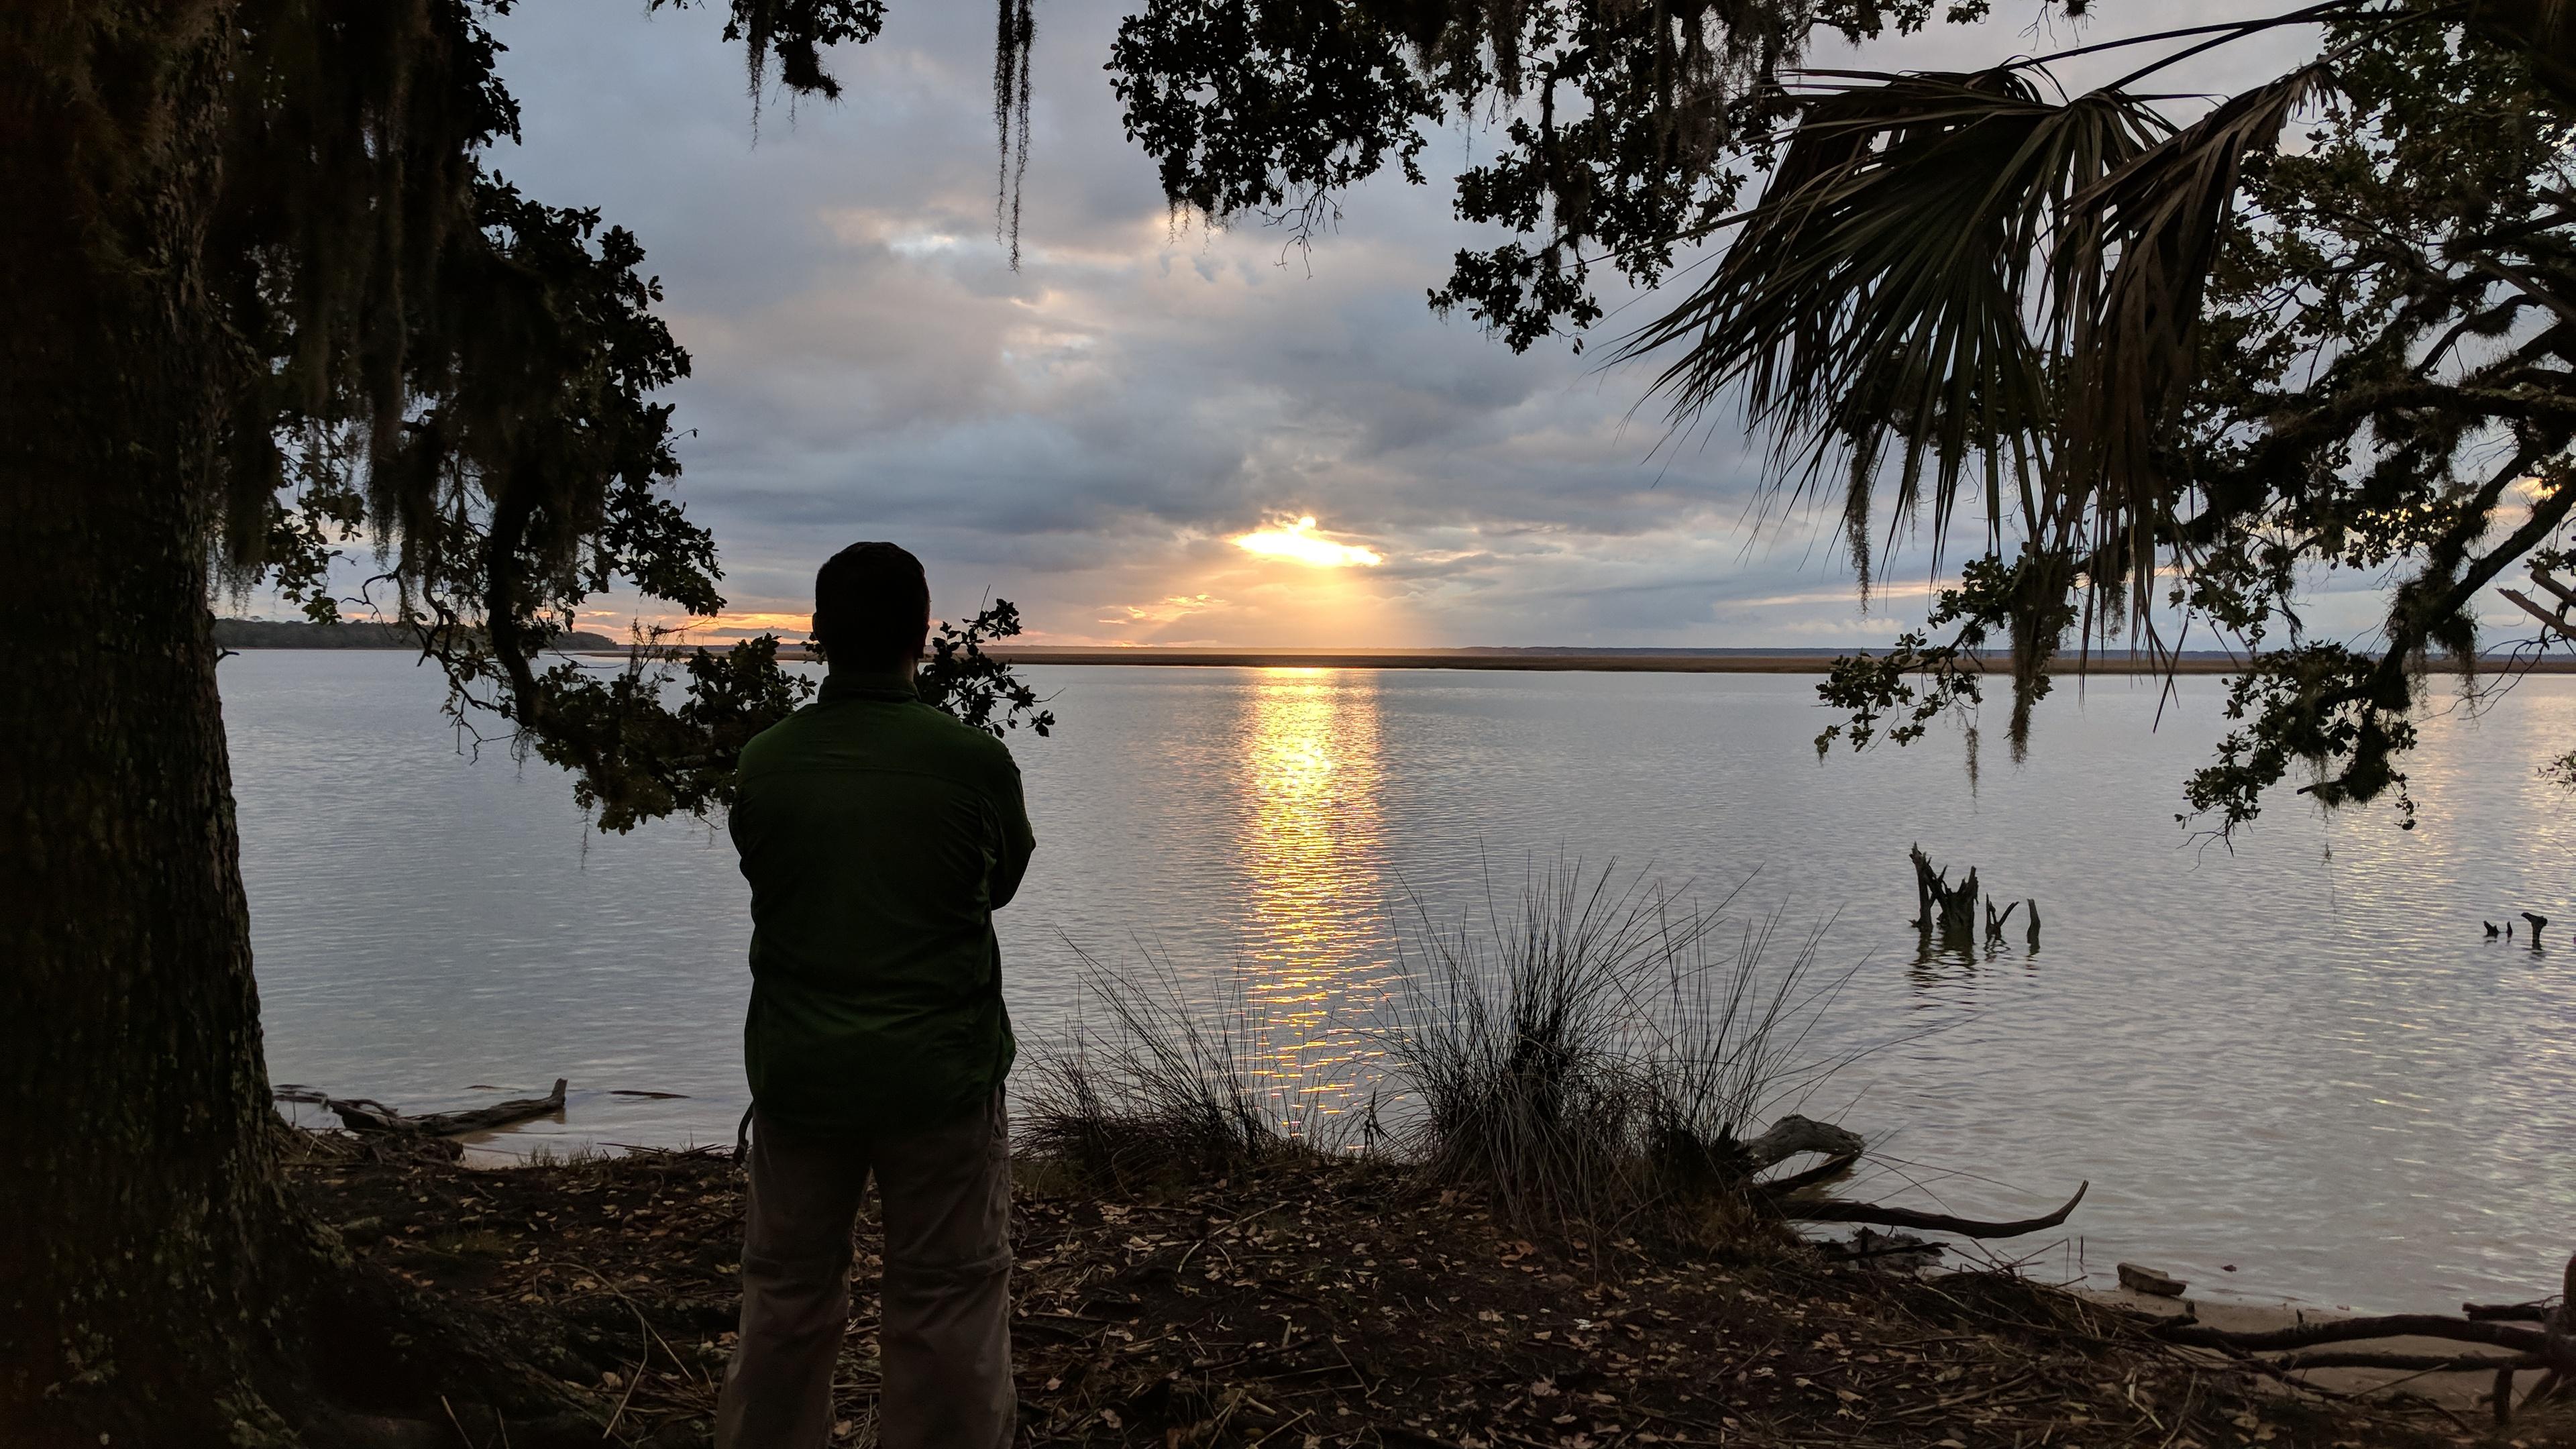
[217,618,622,652]
[535,643,2576,676]
[973,647,2576,676]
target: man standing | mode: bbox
[716,541,1036,1448]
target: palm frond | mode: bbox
[2055,64,2332,612]
[1617,69,2169,584]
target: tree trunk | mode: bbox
[3,13,629,1445]
[0,9,304,1441]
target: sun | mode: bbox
[1232,516,1384,568]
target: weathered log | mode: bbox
[2157,1313,2549,1355]
[324,1079,568,1136]
[1787,1181,2089,1239]
[2266,1350,2537,1374]
[2117,1261,2187,1297]
[1742,1114,1866,1171]
[2465,1302,2553,1322]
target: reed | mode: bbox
[1026,860,1872,1240]
[1020,946,1342,1188]
[1381,860,1862,1234]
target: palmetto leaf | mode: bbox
[2057,64,2332,609]
[1616,70,2169,587]
[1621,57,2337,625]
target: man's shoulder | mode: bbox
[902,702,1022,780]
[737,703,824,772]
[741,696,1016,781]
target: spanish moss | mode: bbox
[996,0,1038,269]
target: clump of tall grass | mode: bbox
[1020,947,1340,1189]
[1386,861,1865,1237]
[1020,861,1873,1241]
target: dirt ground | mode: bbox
[280,1129,2560,1448]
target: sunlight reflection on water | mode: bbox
[1227,669,1398,1134]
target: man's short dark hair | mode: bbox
[814,541,931,669]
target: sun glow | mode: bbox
[1232,516,1384,569]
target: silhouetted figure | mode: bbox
[717,541,1034,1449]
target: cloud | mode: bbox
[420,1,2455,651]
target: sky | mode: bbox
[421,1,2410,649]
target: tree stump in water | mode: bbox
[1909,844,1980,943]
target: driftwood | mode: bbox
[2467,1301,2555,1322]
[305,1079,569,1136]
[1788,1181,2090,1239]
[2158,1313,2550,1355]
[2151,1253,2576,1424]
[1735,1112,2087,1240]
[2267,1350,2538,1373]
[2118,1261,2188,1297]
[1743,1114,1866,1171]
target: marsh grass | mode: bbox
[1020,946,1350,1189]
[1028,861,1875,1240]
[1386,860,1867,1237]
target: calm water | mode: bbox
[221,651,2576,1314]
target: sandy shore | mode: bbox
[2089,1283,2535,1413]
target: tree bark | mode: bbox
[0,7,302,1440]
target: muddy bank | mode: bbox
[275,1127,2558,1448]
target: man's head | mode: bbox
[814,541,931,672]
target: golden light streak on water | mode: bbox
[1228,669,1397,1131]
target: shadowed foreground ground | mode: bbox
[282,1129,2548,1448]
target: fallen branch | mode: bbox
[322,1079,569,1136]
[1786,1181,2088,1239]
[2157,1313,2548,1355]
[2267,1350,2539,1374]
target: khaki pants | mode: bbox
[716,1094,1014,1449]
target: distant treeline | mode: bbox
[214,619,622,651]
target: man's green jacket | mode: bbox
[730,668,1036,1138]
